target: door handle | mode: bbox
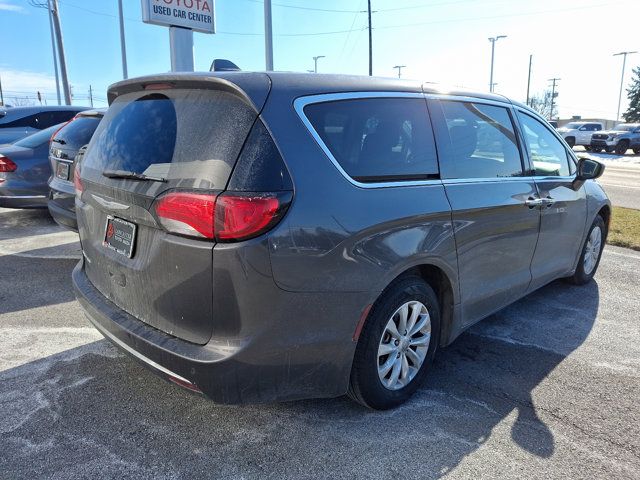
[542,196,556,207]
[525,197,544,208]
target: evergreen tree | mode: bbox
[623,66,640,122]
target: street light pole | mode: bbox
[117,0,128,79]
[488,35,506,93]
[367,0,373,76]
[47,0,61,105]
[313,55,325,73]
[51,0,71,105]
[264,0,274,71]
[614,51,637,122]
[393,65,406,78]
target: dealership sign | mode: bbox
[141,0,215,34]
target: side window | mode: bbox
[0,113,38,129]
[518,112,571,177]
[304,98,439,182]
[51,110,78,125]
[34,111,59,129]
[438,100,523,179]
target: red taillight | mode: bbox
[0,155,17,173]
[154,191,290,242]
[215,195,281,241]
[73,162,83,193]
[154,192,216,239]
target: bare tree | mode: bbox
[529,90,558,120]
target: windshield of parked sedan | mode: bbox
[563,122,584,129]
[12,123,64,148]
[613,124,637,132]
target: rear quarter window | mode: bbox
[82,89,257,190]
[303,97,439,183]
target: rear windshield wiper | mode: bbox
[102,169,167,182]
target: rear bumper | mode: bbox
[48,194,78,231]
[0,194,47,209]
[591,139,616,147]
[72,259,360,403]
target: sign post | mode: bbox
[141,0,216,72]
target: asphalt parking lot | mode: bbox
[1,207,639,479]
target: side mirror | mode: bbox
[576,157,605,181]
[578,127,587,131]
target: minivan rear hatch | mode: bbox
[77,75,270,344]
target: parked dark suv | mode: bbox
[72,73,610,409]
[48,109,105,230]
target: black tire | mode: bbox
[565,137,576,148]
[633,148,640,155]
[592,147,603,153]
[605,146,615,153]
[584,146,592,152]
[348,275,440,410]
[565,215,606,285]
[615,141,629,155]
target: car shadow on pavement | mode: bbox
[0,255,78,314]
[0,208,62,241]
[0,278,599,479]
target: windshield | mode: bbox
[613,124,637,132]
[12,123,64,148]
[563,122,583,129]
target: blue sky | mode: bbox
[1,0,639,119]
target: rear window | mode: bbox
[82,89,257,189]
[304,98,439,182]
[13,123,64,148]
[53,116,102,150]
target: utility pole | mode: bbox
[614,51,637,122]
[548,77,560,120]
[50,0,71,105]
[367,0,373,76]
[89,85,93,108]
[118,0,128,79]
[313,55,325,73]
[264,0,274,70]
[393,65,406,78]
[526,54,532,106]
[488,35,507,93]
[47,0,61,105]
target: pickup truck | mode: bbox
[556,121,603,149]
[590,123,640,155]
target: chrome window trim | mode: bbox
[442,176,538,185]
[49,154,74,165]
[294,92,442,189]
[424,93,511,108]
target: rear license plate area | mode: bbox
[56,161,70,180]
[104,216,136,258]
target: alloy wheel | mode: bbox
[377,301,431,391]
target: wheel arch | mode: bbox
[369,261,458,348]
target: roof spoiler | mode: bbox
[210,59,241,72]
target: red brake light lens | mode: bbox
[215,195,282,241]
[0,155,17,173]
[154,191,291,242]
[154,192,216,239]
[73,162,83,194]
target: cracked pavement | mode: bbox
[1,207,639,479]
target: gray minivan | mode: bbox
[72,73,609,409]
